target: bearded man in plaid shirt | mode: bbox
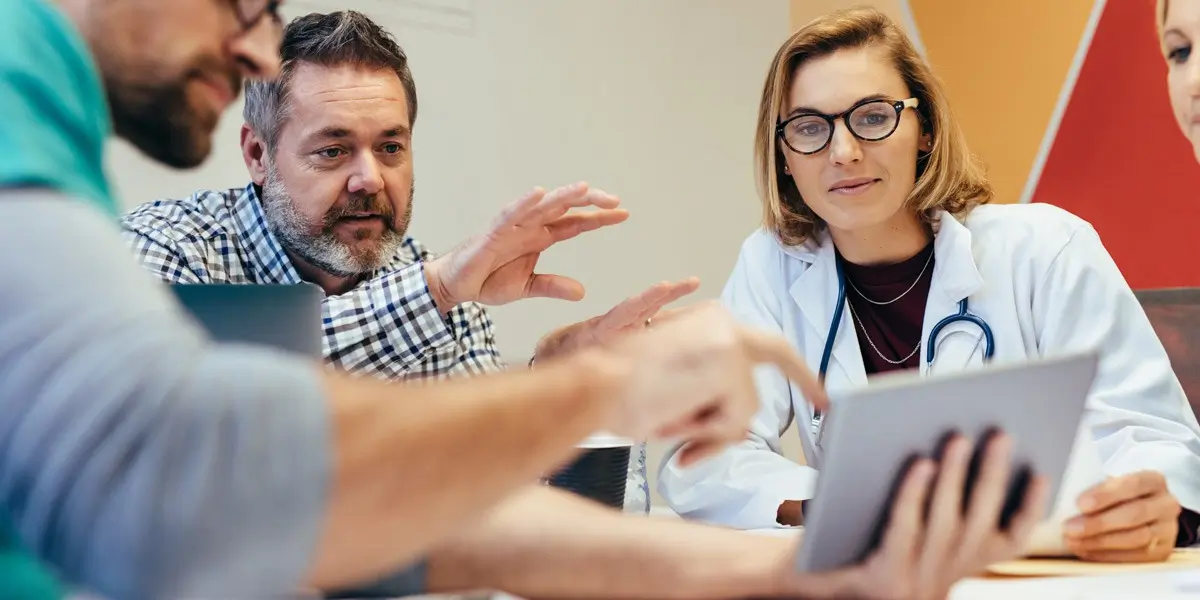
[120,12,696,384]
[118,12,694,516]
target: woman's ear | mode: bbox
[918,130,933,154]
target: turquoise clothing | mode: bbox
[0,0,117,217]
[0,0,112,597]
[0,1,411,598]
[0,521,61,600]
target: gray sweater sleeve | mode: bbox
[0,191,331,600]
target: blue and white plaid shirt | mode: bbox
[121,183,650,512]
[119,183,504,380]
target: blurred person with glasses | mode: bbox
[235,0,284,31]
[0,2,1051,600]
[660,6,1200,565]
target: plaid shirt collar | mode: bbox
[229,183,303,285]
[229,183,405,285]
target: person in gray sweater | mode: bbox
[0,0,1047,599]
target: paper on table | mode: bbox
[987,550,1200,577]
[1023,424,1107,557]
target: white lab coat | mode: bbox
[658,203,1200,530]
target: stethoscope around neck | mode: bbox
[809,258,997,447]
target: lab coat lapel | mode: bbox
[787,234,868,390]
[921,212,985,376]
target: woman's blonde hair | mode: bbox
[1158,0,1168,30]
[754,7,993,247]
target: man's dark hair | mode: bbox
[243,10,418,150]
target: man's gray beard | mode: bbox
[260,160,407,278]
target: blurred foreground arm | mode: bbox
[425,486,798,600]
[388,436,1049,600]
[0,194,824,599]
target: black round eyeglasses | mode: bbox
[234,0,284,33]
[776,97,919,155]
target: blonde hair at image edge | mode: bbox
[752,7,993,247]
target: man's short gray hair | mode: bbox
[243,10,418,150]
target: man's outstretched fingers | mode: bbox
[546,209,629,242]
[737,327,827,410]
[495,186,548,226]
[534,183,619,219]
[601,281,678,326]
[629,279,702,325]
[526,274,586,301]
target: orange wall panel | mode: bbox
[907,0,1095,204]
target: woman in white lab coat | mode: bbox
[659,6,1200,562]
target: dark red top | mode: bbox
[840,242,935,375]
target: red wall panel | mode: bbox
[1032,0,1200,289]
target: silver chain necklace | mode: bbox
[846,250,933,305]
[846,299,921,365]
[841,249,931,365]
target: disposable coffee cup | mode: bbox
[546,432,632,510]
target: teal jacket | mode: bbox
[0,0,118,217]
[0,0,123,597]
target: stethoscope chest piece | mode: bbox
[808,261,997,454]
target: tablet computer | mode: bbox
[170,283,323,358]
[793,351,1099,573]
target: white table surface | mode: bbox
[401,569,1200,600]
[952,569,1200,599]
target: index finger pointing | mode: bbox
[737,327,827,410]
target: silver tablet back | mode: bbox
[794,351,1099,573]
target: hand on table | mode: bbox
[776,499,805,527]
[532,277,701,361]
[787,434,1049,600]
[590,302,825,461]
[423,182,627,313]
[1064,470,1180,562]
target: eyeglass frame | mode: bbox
[233,0,284,33]
[775,97,920,156]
